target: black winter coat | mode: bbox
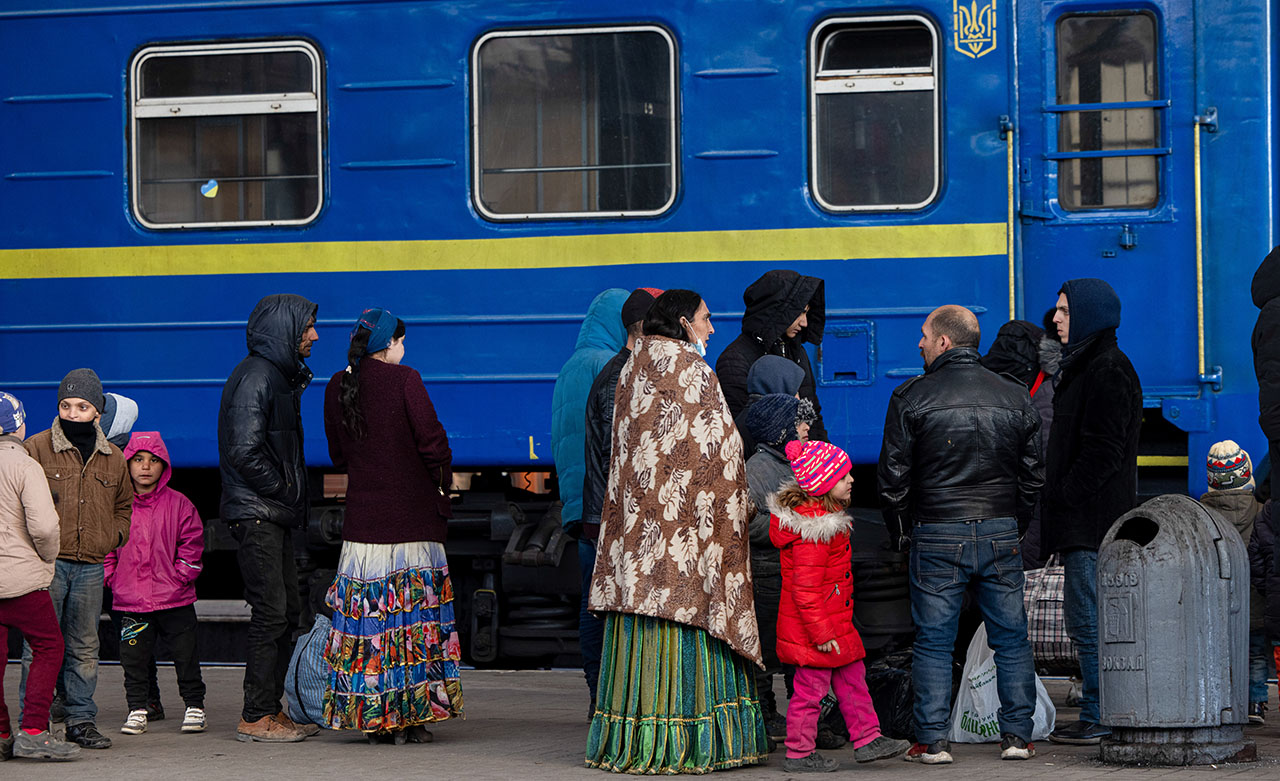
[1252,247,1280,461]
[1248,500,1280,639]
[1041,331,1142,554]
[218,294,317,527]
[581,346,630,537]
[877,348,1044,546]
[716,270,828,442]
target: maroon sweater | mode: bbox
[323,359,453,544]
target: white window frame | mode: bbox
[470,25,679,221]
[809,15,942,212]
[129,40,324,230]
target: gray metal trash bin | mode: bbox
[1096,494,1255,764]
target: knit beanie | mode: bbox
[746,355,806,397]
[58,368,105,413]
[621,288,664,329]
[743,393,801,449]
[99,393,139,448]
[1207,440,1254,491]
[785,439,851,497]
[0,392,25,435]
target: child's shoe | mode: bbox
[904,739,953,764]
[781,750,839,773]
[181,707,206,733]
[854,735,911,762]
[121,710,147,735]
[13,731,80,761]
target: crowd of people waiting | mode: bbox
[4,255,1280,772]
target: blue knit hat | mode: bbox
[353,308,399,353]
[746,355,806,397]
[0,392,25,435]
[743,393,801,449]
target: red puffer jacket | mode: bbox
[768,486,865,668]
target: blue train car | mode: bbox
[1,0,1275,659]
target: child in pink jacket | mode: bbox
[104,432,205,736]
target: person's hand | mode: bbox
[817,639,841,654]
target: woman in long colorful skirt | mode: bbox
[586,290,769,773]
[321,308,463,743]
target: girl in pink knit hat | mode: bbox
[767,440,910,772]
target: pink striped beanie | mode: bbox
[785,440,852,496]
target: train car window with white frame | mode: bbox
[130,41,323,229]
[1055,12,1159,210]
[472,26,677,220]
[810,16,940,212]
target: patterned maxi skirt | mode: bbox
[586,612,768,774]
[323,540,464,732]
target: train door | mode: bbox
[1015,0,1199,395]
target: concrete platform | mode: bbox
[3,665,1279,779]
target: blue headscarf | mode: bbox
[353,308,398,353]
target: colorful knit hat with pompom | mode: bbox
[1207,440,1254,491]
[785,439,851,496]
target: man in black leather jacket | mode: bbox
[218,293,318,743]
[877,305,1043,764]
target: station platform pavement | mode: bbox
[4,665,1279,779]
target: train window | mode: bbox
[130,41,323,229]
[809,17,940,212]
[1056,13,1159,210]
[472,27,676,220]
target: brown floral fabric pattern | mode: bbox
[589,335,762,665]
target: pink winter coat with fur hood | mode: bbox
[768,483,865,668]
[104,432,203,613]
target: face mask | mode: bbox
[682,318,707,357]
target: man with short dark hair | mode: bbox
[1042,279,1141,746]
[878,305,1044,764]
[218,294,318,743]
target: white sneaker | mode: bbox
[121,709,148,735]
[181,707,206,733]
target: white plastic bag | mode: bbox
[948,622,1056,743]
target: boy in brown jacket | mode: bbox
[0,392,80,761]
[22,370,132,750]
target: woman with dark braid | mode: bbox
[321,308,463,744]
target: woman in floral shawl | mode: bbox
[586,289,768,773]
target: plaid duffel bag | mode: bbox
[1022,555,1079,673]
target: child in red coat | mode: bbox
[768,440,910,772]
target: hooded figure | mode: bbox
[105,432,203,613]
[733,355,806,457]
[717,270,827,442]
[218,293,317,528]
[1042,278,1141,554]
[99,393,140,450]
[550,289,628,534]
[1253,246,1280,480]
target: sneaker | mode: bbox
[763,710,788,740]
[904,740,953,764]
[854,735,911,763]
[1000,733,1035,760]
[1048,721,1111,745]
[121,710,147,735]
[236,715,305,743]
[275,711,319,738]
[65,723,112,749]
[814,723,847,750]
[781,750,839,772]
[181,707,206,733]
[13,731,81,761]
[146,701,166,721]
[1249,702,1266,725]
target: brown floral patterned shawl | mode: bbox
[588,335,762,665]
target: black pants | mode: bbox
[752,572,795,715]
[234,520,300,722]
[118,605,205,710]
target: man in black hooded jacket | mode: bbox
[1252,246,1280,483]
[218,293,318,743]
[716,270,828,442]
[1041,278,1141,746]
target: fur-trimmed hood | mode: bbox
[768,484,851,544]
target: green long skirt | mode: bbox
[585,612,768,774]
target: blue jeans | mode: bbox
[579,539,603,702]
[1249,630,1271,704]
[910,517,1035,744]
[21,560,105,727]
[1062,549,1100,724]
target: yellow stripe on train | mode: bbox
[2,222,1006,279]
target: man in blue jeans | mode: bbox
[878,305,1044,764]
[1041,279,1142,744]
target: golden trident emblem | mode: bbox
[954,0,998,58]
